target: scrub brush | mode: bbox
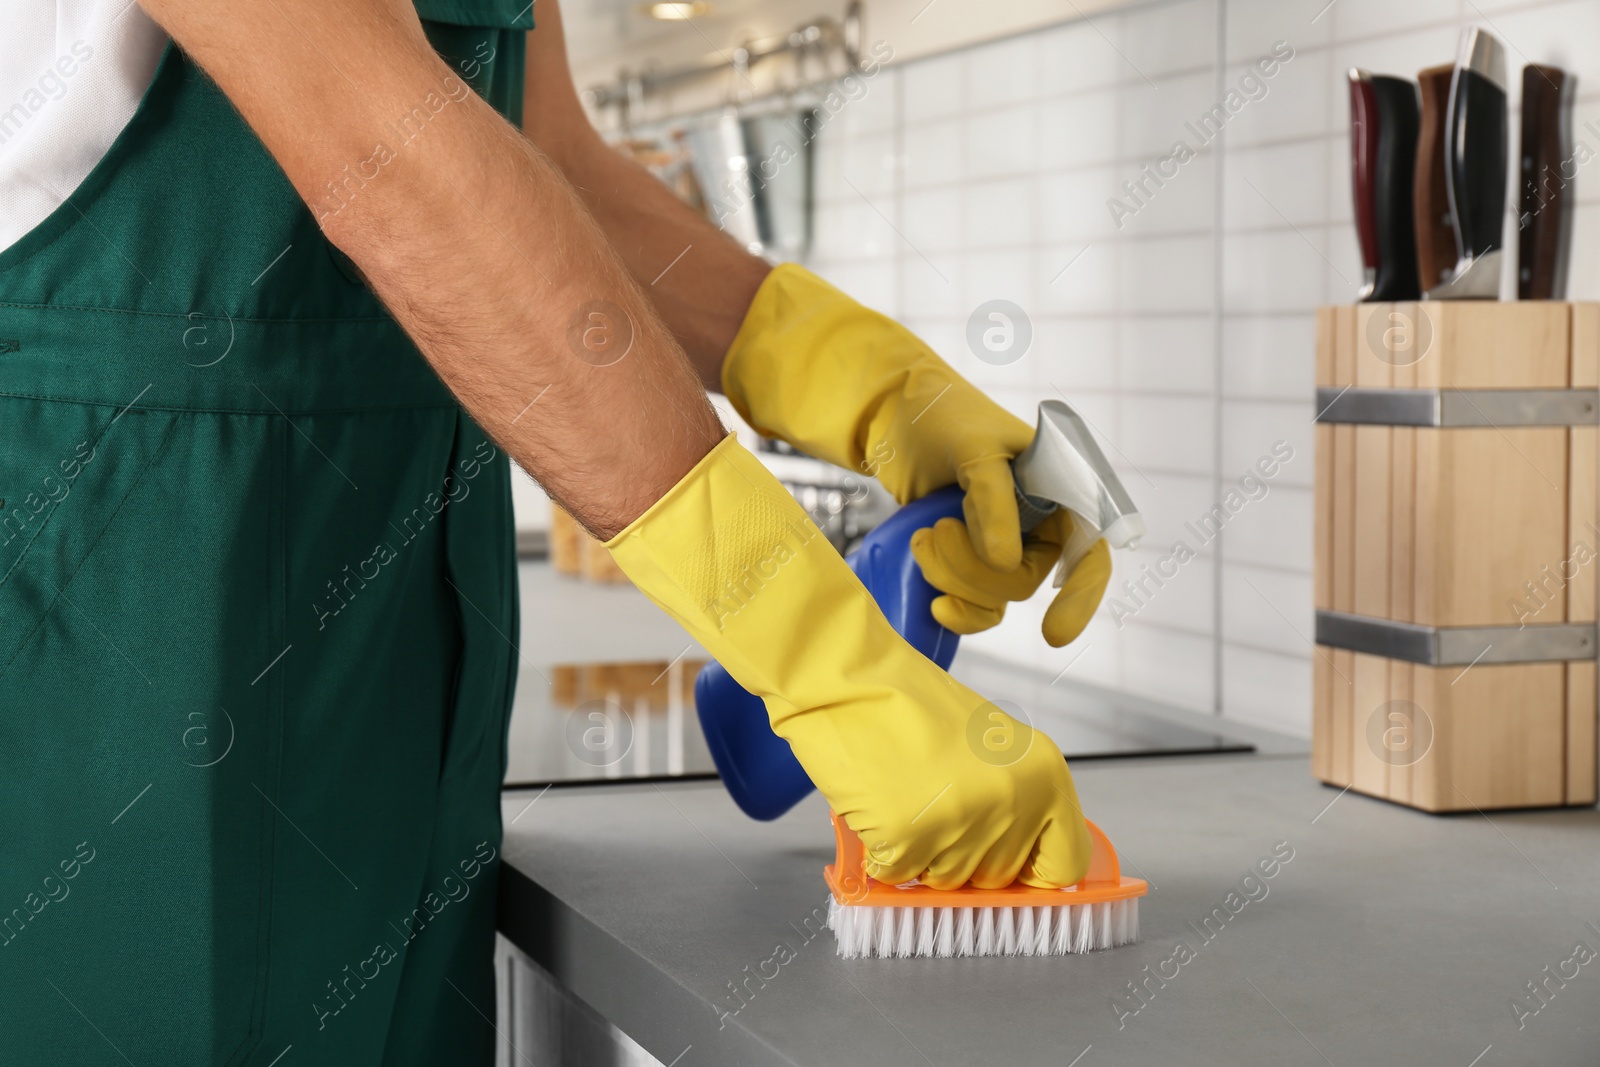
[824,812,1146,958]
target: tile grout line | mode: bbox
[894,64,908,323]
[1210,0,1230,718]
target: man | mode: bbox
[0,0,1110,1062]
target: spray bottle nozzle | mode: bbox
[1011,399,1146,581]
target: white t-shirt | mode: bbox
[0,1,167,253]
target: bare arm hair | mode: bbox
[520,0,773,392]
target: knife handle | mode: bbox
[1519,64,1573,300]
[1445,38,1508,265]
[1349,70,1382,298]
[1414,64,1457,290]
[1370,75,1422,300]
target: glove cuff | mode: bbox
[605,433,827,642]
[719,262,832,429]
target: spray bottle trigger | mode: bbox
[1054,512,1100,588]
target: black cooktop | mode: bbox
[502,654,1252,790]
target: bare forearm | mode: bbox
[139,0,722,537]
[521,0,770,392]
[346,115,725,535]
[554,136,770,391]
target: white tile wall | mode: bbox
[801,0,1600,736]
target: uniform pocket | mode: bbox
[0,396,177,670]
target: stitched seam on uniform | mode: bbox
[252,414,290,1064]
[0,391,457,416]
[672,491,800,622]
[417,0,532,21]
[0,303,398,326]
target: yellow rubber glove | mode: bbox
[607,434,1092,890]
[723,263,1106,642]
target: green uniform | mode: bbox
[0,4,530,1063]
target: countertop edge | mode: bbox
[496,807,801,1067]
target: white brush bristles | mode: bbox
[828,897,1139,959]
[934,907,954,956]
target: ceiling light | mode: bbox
[641,2,712,19]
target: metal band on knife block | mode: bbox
[1315,387,1599,427]
[1316,610,1597,666]
[1314,383,1599,667]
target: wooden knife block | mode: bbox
[1313,302,1599,811]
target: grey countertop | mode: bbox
[500,561,1600,1065]
[498,753,1600,1067]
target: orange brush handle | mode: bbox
[825,811,1148,908]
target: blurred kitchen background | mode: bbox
[510,0,1600,744]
